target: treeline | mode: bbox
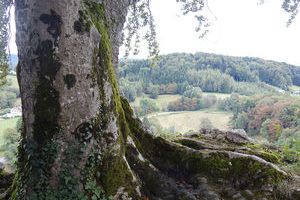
[0,118,21,168]
[167,89,217,112]
[119,52,299,89]
[119,52,300,102]
[8,54,18,71]
[0,76,19,109]
[220,94,300,154]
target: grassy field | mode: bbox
[130,94,181,111]
[290,85,300,90]
[130,93,230,111]
[152,110,232,133]
[130,94,232,132]
[202,92,231,99]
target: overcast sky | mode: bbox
[9,0,300,65]
[121,0,300,66]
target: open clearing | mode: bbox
[202,92,230,99]
[152,110,232,133]
[130,93,230,111]
[290,85,300,90]
[130,94,233,132]
[131,94,181,111]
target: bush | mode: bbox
[167,97,202,111]
[200,118,214,129]
[119,79,142,102]
[183,87,202,98]
[0,91,17,108]
[203,95,217,108]
[142,117,164,135]
[133,99,159,117]
[1,128,19,168]
[147,84,160,99]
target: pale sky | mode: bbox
[9,0,300,66]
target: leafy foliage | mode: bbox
[123,0,159,59]
[183,86,202,98]
[200,117,214,129]
[0,125,20,168]
[0,75,19,109]
[0,0,13,86]
[282,0,300,26]
[132,98,159,117]
[167,96,202,111]
[218,93,300,175]
[221,94,300,149]
[119,52,294,102]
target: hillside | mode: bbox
[0,55,299,199]
[119,52,300,96]
[8,54,18,71]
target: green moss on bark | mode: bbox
[80,1,139,197]
[74,10,92,33]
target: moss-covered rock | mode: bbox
[120,97,296,199]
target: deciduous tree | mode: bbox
[1,0,298,199]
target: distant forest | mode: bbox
[8,53,300,97]
[8,54,18,71]
[119,52,300,101]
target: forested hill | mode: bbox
[119,52,300,91]
[8,54,18,71]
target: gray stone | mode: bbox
[261,184,273,193]
[223,187,236,197]
[198,177,208,184]
[226,129,255,144]
[232,193,242,199]
[243,189,254,197]
[206,191,220,200]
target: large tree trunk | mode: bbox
[13,0,136,198]
[2,0,295,199]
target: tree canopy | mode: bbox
[0,0,13,86]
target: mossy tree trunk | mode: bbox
[8,0,291,200]
[14,0,138,199]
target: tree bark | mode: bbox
[14,0,136,199]
[3,0,293,199]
